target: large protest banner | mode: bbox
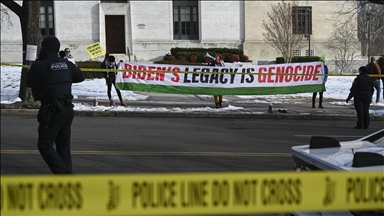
[115,62,325,95]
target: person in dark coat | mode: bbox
[101,53,127,106]
[346,66,374,129]
[27,36,85,174]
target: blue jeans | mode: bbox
[372,80,381,103]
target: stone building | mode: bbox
[1,0,360,65]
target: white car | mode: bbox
[290,129,384,216]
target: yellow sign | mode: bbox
[1,171,383,215]
[85,42,106,59]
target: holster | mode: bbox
[37,97,65,125]
[37,104,52,125]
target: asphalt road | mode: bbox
[1,115,383,175]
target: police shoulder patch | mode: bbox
[51,62,69,71]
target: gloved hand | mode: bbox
[346,99,349,103]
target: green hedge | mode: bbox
[154,59,207,66]
[169,47,245,63]
[77,61,104,79]
[170,47,243,56]
[276,56,322,64]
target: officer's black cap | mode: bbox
[41,36,60,52]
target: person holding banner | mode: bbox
[312,57,328,109]
[208,53,225,108]
[102,53,127,106]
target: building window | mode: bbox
[173,0,199,40]
[40,0,55,37]
[100,0,128,3]
[292,6,312,35]
[292,50,302,57]
[305,49,315,56]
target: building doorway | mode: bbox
[105,15,125,54]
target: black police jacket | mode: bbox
[347,72,374,101]
[26,53,85,102]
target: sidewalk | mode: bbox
[2,92,384,121]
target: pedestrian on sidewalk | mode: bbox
[312,57,328,108]
[366,56,381,103]
[101,53,127,106]
[210,53,225,108]
[346,66,374,129]
[381,63,384,101]
[27,36,85,174]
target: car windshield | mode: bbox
[363,129,384,145]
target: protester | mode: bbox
[312,57,328,108]
[64,48,77,66]
[210,54,225,108]
[26,36,85,174]
[101,53,127,106]
[381,64,384,100]
[59,50,67,60]
[346,66,374,129]
[366,56,381,103]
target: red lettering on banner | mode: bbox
[300,66,306,81]
[258,67,267,83]
[156,72,165,81]
[267,67,275,83]
[147,66,155,81]
[171,67,180,82]
[155,66,167,81]
[131,66,137,79]
[294,66,301,82]
[276,67,285,83]
[137,66,146,79]
[313,65,320,81]
[305,65,314,81]
[123,64,132,78]
[122,64,166,81]
[285,66,293,83]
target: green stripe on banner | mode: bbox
[115,83,325,95]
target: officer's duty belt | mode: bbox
[58,98,73,107]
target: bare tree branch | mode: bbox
[0,0,22,17]
[262,1,304,63]
[327,22,361,74]
[331,1,384,56]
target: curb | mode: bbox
[1,109,38,116]
[2,109,383,121]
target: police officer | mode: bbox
[27,36,85,174]
[346,66,374,129]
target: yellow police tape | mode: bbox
[1,171,383,215]
[2,62,380,77]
